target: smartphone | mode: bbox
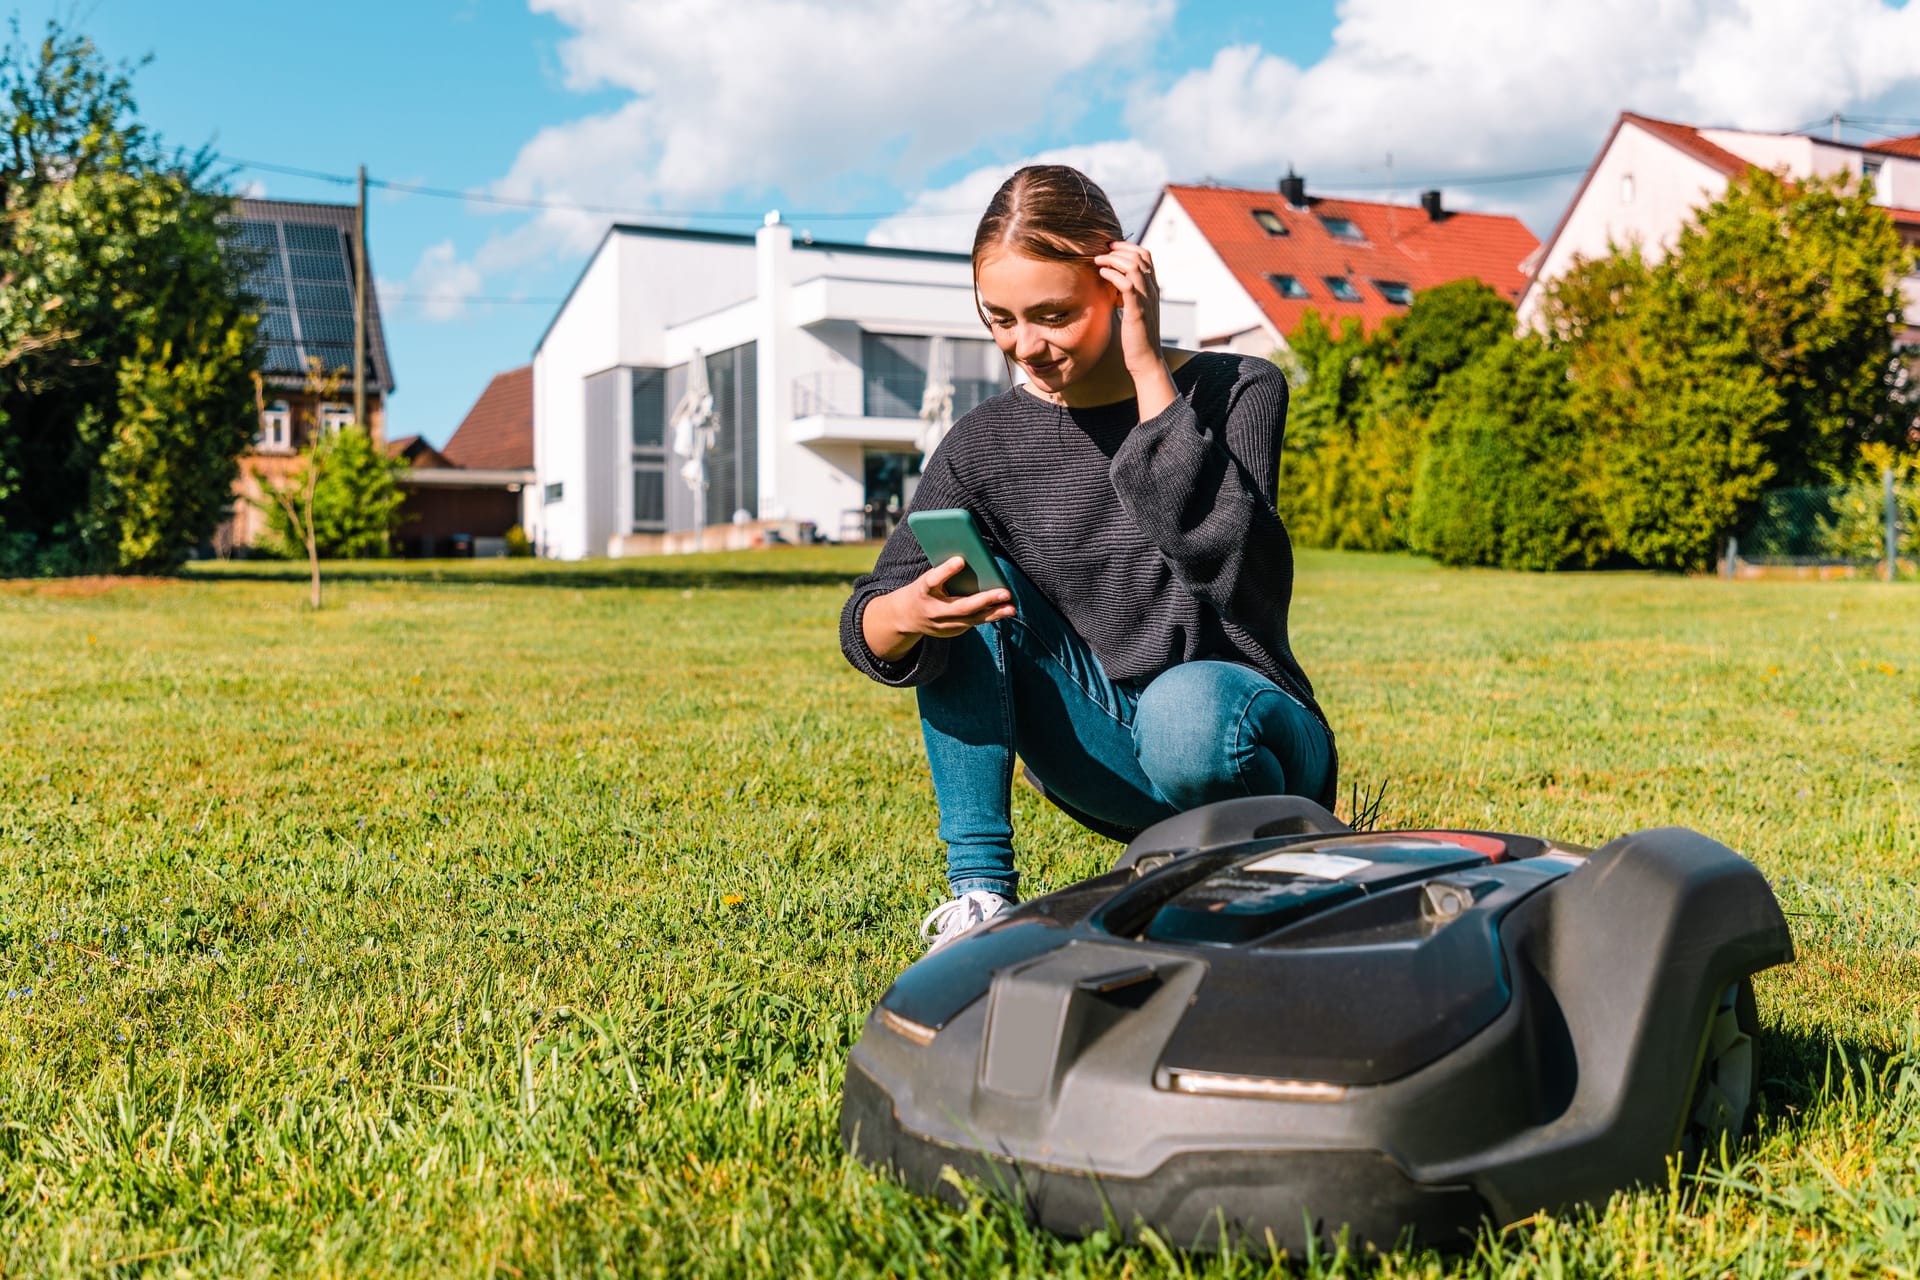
[906,508,1009,596]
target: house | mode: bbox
[1516,111,1920,334]
[389,366,536,557]
[527,218,1200,559]
[217,197,396,554]
[1136,177,1540,354]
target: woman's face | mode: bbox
[975,248,1118,395]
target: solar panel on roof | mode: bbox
[287,251,348,282]
[296,313,355,345]
[281,223,343,253]
[293,282,353,312]
[301,345,356,376]
[259,309,297,342]
[260,345,307,376]
[232,220,280,249]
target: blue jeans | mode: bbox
[917,560,1333,899]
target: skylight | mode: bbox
[1251,208,1288,236]
[1316,214,1365,242]
[1267,273,1311,299]
[1323,276,1362,302]
[1373,280,1413,305]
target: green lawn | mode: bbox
[2,549,1916,1277]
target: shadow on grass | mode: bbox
[184,563,862,592]
[1755,1018,1898,1116]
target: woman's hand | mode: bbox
[1093,240,1176,419]
[862,556,1015,663]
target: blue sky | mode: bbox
[45,0,1920,444]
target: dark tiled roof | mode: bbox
[230,197,396,395]
[1166,185,1540,337]
[386,435,455,468]
[443,366,532,470]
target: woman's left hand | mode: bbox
[1094,240,1175,417]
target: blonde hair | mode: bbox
[971,164,1124,326]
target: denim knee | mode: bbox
[1132,662,1314,811]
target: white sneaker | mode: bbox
[919,890,1016,953]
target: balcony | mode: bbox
[789,370,1002,447]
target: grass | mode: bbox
[2,546,1917,1277]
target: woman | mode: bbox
[838,164,1336,950]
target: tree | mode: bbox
[1278,283,1515,552]
[0,20,259,575]
[254,362,406,606]
[1409,335,1600,570]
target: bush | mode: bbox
[504,525,533,557]
[1409,336,1598,570]
[256,425,405,560]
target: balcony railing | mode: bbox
[791,370,1003,421]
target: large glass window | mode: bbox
[862,332,927,418]
[699,343,758,523]
[630,367,668,532]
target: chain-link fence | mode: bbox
[1733,471,1917,577]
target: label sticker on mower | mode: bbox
[1241,851,1373,879]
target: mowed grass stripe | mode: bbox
[0,548,1915,1276]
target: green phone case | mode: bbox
[905,509,1009,596]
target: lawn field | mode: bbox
[2,548,1917,1277]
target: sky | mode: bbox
[35,0,1920,446]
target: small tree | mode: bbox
[254,361,405,606]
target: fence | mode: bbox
[1731,469,1916,579]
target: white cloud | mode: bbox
[517,0,1170,201]
[1123,0,1920,231]
[394,240,484,321]
[865,139,1171,252]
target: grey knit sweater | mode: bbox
[838,351,1333,779]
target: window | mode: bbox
[630,367,668,532]
[862,332,928,419]
[318,403,354,435]
[257,401,291,452]
[1266,273,1311,299]
[1620,173,1636,204]
[1373,280,1414,305]
[1323,276,1362,303]
[544,482,564,505]
[1316,214,1365,242]
[1864,157,1887,203]
[632,467,666,529]
[1251,208,1288,236]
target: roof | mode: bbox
[1163,184,1540,336]
[385,435,456,468]
[1867,134,1920,160]
[229,197,396,395]
[443,365,532,470]
[536,220,973,353]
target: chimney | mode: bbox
[1279,169,1306,208]
[1420,189,1444,221]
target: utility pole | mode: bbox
[1832,112,1843,142]
[353,163,368,433]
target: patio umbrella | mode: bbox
[669,348,718,550]
[917,335,955,458]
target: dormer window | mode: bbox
[1323,276,1362,303]
[318,403,355,435]
[1251,208,1288,236]
[257,400,291,452]
[1316,214,1365,242]
[1373,280,1414,305]
[1266,273,1311,299]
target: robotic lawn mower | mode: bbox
[841,797,1792,1252]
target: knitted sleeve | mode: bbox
[1106,356,1294,628]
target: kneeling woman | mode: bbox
[839,165,1336,950]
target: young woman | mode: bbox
[838,165,1336,950]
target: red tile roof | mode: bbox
[1165,185,1540,337]
[1867,134,1920,159]
[443,365,532,470]
[384,435,456,468]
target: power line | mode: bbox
[212,150,1594,225]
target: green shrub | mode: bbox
[504,524,533,558]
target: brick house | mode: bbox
[216,197,396,554]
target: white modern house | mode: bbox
[527,217,1196,559]
[1517,112,1920,332]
